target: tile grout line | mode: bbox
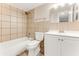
[1,4,2,41]
[10,5,11,40]
[17,8,18,39]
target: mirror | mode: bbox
[59,12,69,22]
[50,3,79,23]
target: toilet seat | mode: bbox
[26,32,44,56]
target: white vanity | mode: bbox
[44,31,79,56]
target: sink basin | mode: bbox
[45,30,79,38]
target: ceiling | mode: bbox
[9,3,44,11]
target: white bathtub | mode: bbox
[0,37,29,56]
[0,37,40,56]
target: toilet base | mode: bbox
[28,46,40,56]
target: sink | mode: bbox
[45,30,79,38]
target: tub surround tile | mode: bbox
[0,4,27,42]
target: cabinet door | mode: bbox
[44,34,60,56]
[62,37,79,56]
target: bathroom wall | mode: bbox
[27,5,79,38]
[0,4,27,42]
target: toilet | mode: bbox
[35,32,44,42]
[26,32,44,56]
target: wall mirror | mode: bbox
[50,3,79,23]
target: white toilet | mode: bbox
[35,32,44,41]
[26,32,44,56]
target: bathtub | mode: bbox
[0,37,40,56]
[0,37,29,56]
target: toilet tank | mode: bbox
[35,32,44,41]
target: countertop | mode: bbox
[45,31,79,38]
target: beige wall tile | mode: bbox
[18,23,22,28]
[2,4,10,15]
[23,23,26,27]
[0,4,1,14]
[11,29,17,34]
[18,33,23,38]
[0,36,2,42]
[2,15,10,22]
[18,28,22,33]
[11,23,17,28]
[0,22,1,29]
[11,16,17,22]
[2,29,10,35]
[23,33,26,37]
[0,3,27,42]
[18,10,23,17]
[10,6,18,17]
[2,4,10,9]
[0,15,1,21]
[0,29,1,36]
[2,7,10,15]
[2,22,10,28]
[11,34,17,40]
[22,28,26,32]
[2,35,10,42]
[18,17,23,22]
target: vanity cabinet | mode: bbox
[62,37,79,56]
[44,34,79,56]
[44,35,60,56]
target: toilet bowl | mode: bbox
[26,40,40,50]
[26,32,44,56]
